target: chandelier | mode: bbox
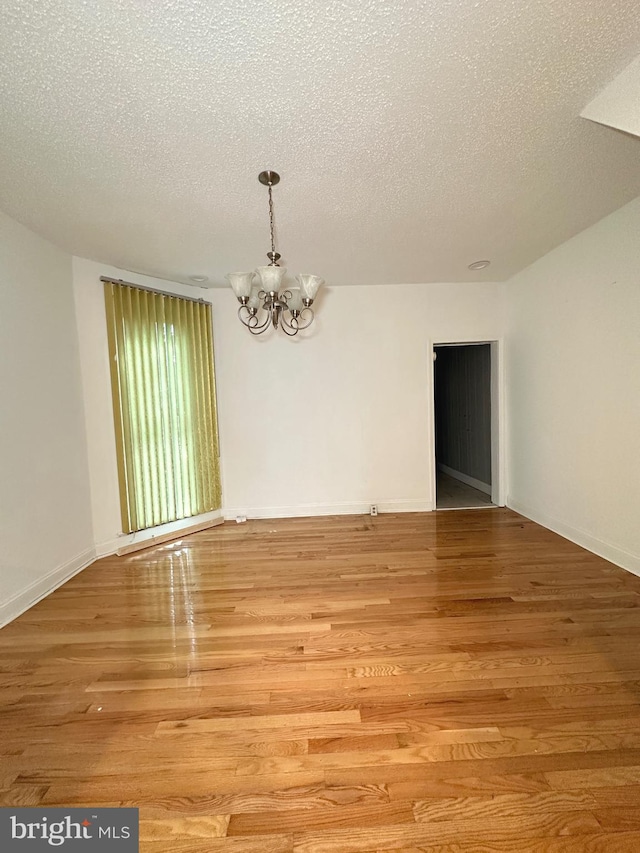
[226,171,324,336]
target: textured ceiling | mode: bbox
[0,1,639,287]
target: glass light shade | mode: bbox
[226,272,254,299]
[247,290,261,311]
[287,289,303,312]
[296,274,323,300]
[256,265,287,293]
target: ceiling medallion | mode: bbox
[226,171,324,336]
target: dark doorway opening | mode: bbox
[434,343,494,509]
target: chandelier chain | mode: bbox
[268,184,276,258]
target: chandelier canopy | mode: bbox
[226,171,324,336]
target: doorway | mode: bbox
[433,342,500,510]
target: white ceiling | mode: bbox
[0,1,639,287]
[582,55,640,140]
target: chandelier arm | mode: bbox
[246,310,273,335]
[237,305,256,328]
[247,320,272,336]
[292,307,315,330]
[238,305,271,332]
[280,315,299,336]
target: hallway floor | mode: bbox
[436,470,494,509]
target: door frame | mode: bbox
[428,338,506,509]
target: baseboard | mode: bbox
[507,498,640,578]
[95,509,224,557]
[223,499,433,521]
[439,464,492,496]
[116,517,224,555]
[0,546,96,628]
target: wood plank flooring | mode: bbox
[2,509,640,851]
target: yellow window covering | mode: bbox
[104,281,221,534]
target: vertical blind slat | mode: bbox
[188,300,204,514]
[141,290,160,527]
[200,305,216,507]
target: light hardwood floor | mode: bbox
[2,509,640,851]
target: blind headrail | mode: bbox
[100,276,208,305]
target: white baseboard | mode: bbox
[0,546,96,628]
[439,463,492,496]
[95,509,224,557]
[507,498,640,578]
[223,499,433,521]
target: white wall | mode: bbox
[507,196,640,575]
[0,210,93,625]
[211,281,506,518]
[72,257,223,555]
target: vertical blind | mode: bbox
[104,281,221,534]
